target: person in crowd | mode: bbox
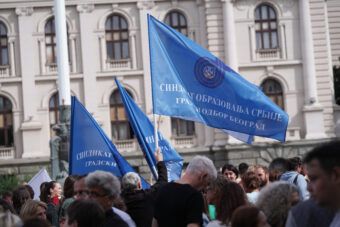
[85,170,128,227]
[20,200,47,221]
[2,191,13,206]
[121,150,166,227]
[40,182,49,203]
[57,175,78,227]
[285,198,334,227]
[12,185,31,214]
[207,181,248,227]
[74,174,134,227]
[23,184,34,200]
[268,158,288,182]
[23,218,52,227]
[238,163,249,178]
[61,199,105,227]
[0,198,15,213]
[303,140,340,227]
[256,181,300,227]
[256,166,270,188]
[0,212,22,227]
[73,175,88,200]
[205,176,228,220]
[241,171,261,204]
[231,205,270,227]
[44,181,61,224]
[280,157,309,200]
[153,155,217,227]
[222,164,239,182]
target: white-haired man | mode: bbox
[152,155,217,227]
[121,151,167,227]
[86,170,128,227]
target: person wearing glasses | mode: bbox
[85,170,128,227]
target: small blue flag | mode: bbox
[115,78,183,181]
[148,15,289,143]
[69,96,150,189]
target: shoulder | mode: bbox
[207,220,227,227]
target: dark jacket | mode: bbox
[104,208,129,227]
[121,161,168,227]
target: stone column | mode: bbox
[16,6,43,158]
[38,37,46,75]
[130,30,137,69]
[8,38,15,76]
[77,4,97,114]
[69,34,77,73]
[219,0,242,144]
[99,34,106,71]
[279,23,287,59]
[137,0,154,114]
[299,0,326,139]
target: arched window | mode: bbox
[0,96,13,147]
[261,79,284,109]
[45,18,57,64]
[164,11,188,36]
[0,22,8,66]
[49,93,60,136]
[110,90,134,140]
[255,4,278,49]
[171,118,195,137]
[105,14,129,60]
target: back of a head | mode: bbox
[231,205,260,227]
[0,212,22,227]
[241,171,260,192]
[238,163,249,176]
[269,158,288,174]
[287,157,302,171]
[63,175,79,198]
[85,170,121,198]
[122,172,141,192]
[304,140,340,172]
[12,186,31,214]
[23,185,34,200]
[67,199,105,227]
[186,155,217,181]
[0,199,14,213]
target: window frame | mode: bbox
[0,96,13,147]
[261,78,284,110]
[0,22,9,66]
[255,4,279,50]
[164,11,188,36]
[49,93,60,136]
[171,117,195,137]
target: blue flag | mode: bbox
[115,78,183,181]
[148,15,289,143]
[69,96,150,189]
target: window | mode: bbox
[0,96,13,147]
[171,118,195,137]
[261,79,284,109]
[110,90,134,140]
[49,93,60,136]
[164,11,188,36]
[105,14,129,60]
[0,22,8,66]
[45,18,57,64]
[255,4,278,49]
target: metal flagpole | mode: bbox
[153,114,159,179]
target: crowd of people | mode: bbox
[0,140,339,227]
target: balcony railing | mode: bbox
[114,139,137,152]
[172,136,196,148]
[106,59,131,70]
[0,65,10,77]
[0,147,15,159]
[255,48,281,60]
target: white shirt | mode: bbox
[330,211,340,227]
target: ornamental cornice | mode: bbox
[15,7,33,16]
[76,4,94,13]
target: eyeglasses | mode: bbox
[88,191,108,198]
[74,190,89,196]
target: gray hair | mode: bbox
[0,212,22,227]
[85,170,121,199]
[256,181,299,227]
[186,155,217,181]
[122,172,141,192]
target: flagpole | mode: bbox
[153,114,159,179]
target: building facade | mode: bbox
[0,0,339,178]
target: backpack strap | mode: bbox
[293,174,299,185]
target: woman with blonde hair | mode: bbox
[20,200,47,221]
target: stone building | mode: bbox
[0,0,339,179]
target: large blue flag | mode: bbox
[115,78,183,181]
[69,96,150,189]
[148,15,289,143]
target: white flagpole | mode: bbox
[153,114,159,179]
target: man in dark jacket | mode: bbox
[121,151,167,227]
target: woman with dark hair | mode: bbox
[61,199,105,227]
[241,171,261,204]
[222,164,239,182]
[45,181,61,224]
[207,181,248,227]
[231,205,270,227]
[40,182,49,203]
[57,175,78,226]
[12,185,31,214]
